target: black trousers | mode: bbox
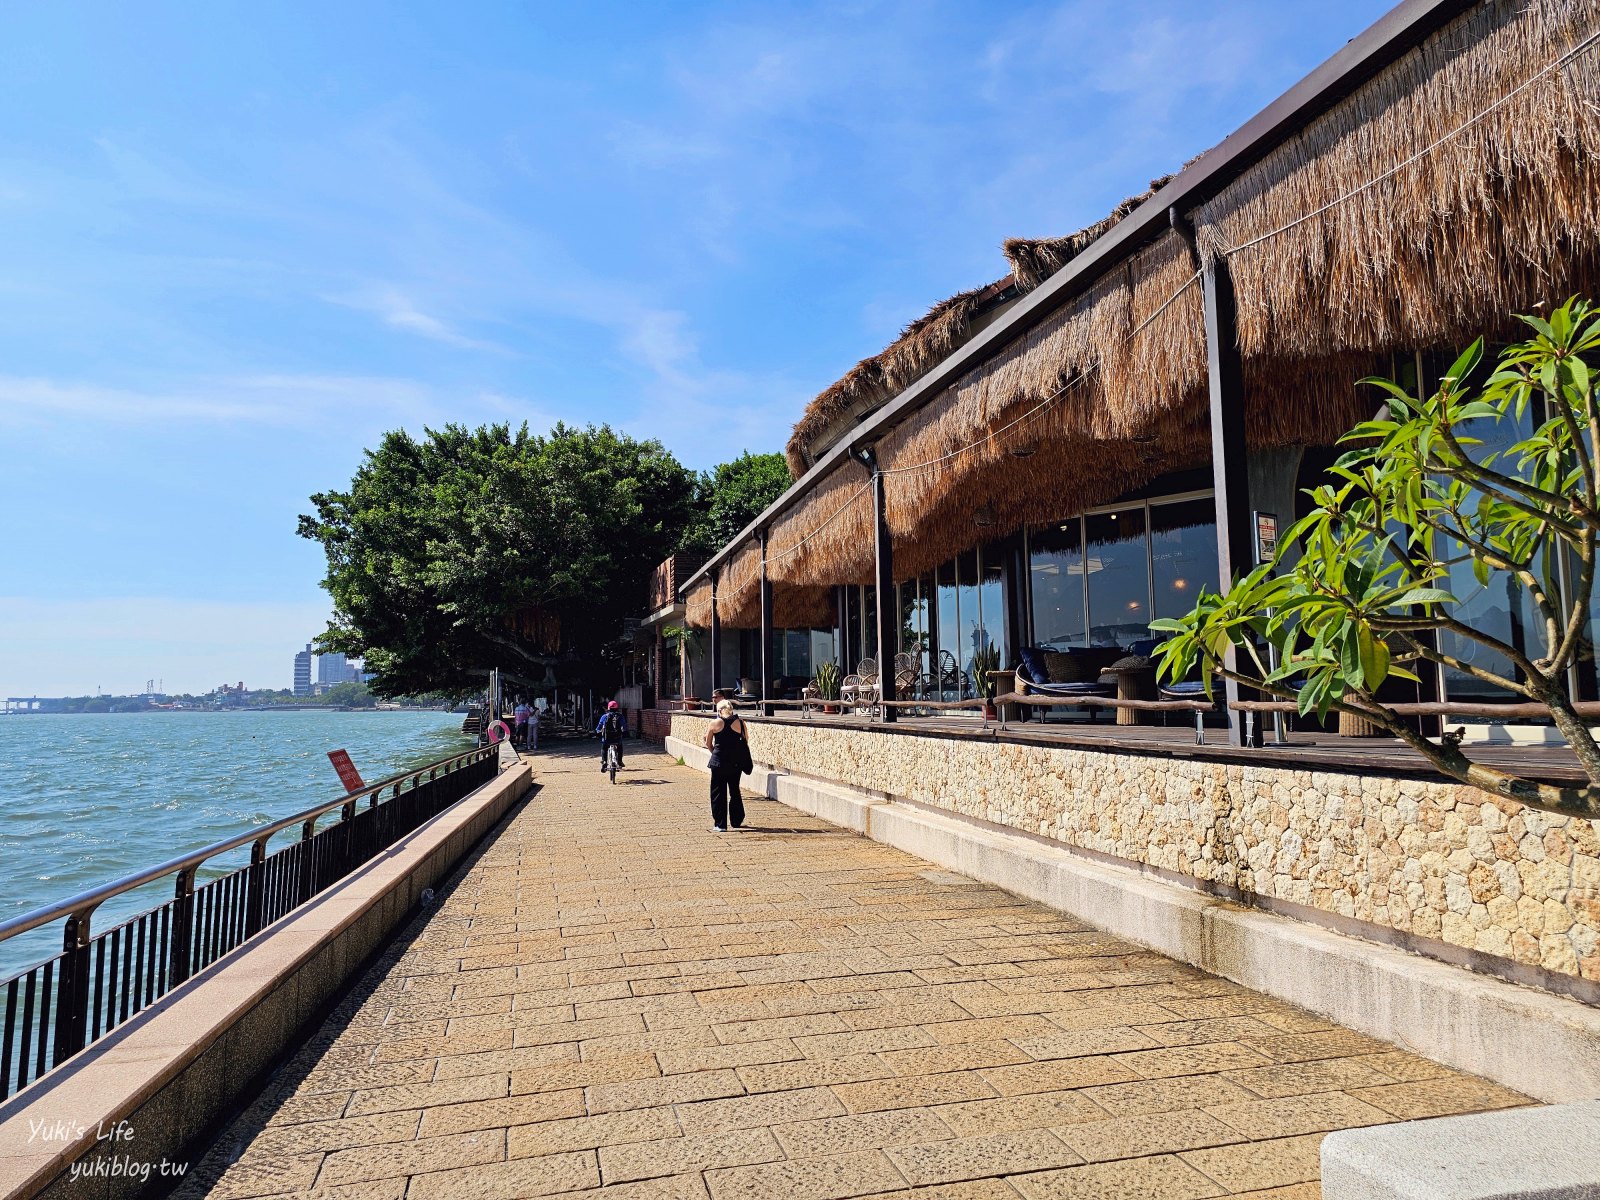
[710,769,745,828]
[600,738,625,767]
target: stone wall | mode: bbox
[673,713,1600,992]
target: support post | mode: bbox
[53,908,93,1062]
[1201,255,1256,746]
[836,585,850,669]
[856,448,897,722]
[758,531,774,716]
[709,569,722,699]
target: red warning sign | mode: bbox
[328,749,366,793]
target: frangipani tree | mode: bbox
[1155,298,1600,819]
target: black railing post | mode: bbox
[169,868,197,986]
[299,818,319,904]
[244,837,268,937]
[53,909,93,1062]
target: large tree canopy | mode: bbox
[299,422,698,697]
[679,451,792,559]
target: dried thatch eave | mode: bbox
[1195,0,1600,364]
[784,281,1014,479]
[1002,176,1175,292]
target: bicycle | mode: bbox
[604,741,620,784]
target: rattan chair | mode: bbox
[841,658,879,711]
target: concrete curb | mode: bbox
[0,762,535,1200]
[665,735,1600,1104]
[1320,1100,1600,1199]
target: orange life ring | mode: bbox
[487,719,513,743]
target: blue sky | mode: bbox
[0,0,1392,696]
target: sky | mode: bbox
[0,0,1394,697]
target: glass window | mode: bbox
[978,542,1008,669]
[1437,406,1546,706]
[957,550,981,691]
[845,585,863,669]
[1150,499,1218,623]
[899,579,929,674]
[863,584,878,660]
[810,629,837,677]
[1029,519,1086,649]
[1085,507,1150,646]
[784,629,811,680]
[936,559,961,697]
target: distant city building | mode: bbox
[293,645,313,696]
[316,651,361,686]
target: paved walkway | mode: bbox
[177,743,1525,1200]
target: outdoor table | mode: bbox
[1100,661,1157,726]
[988,669,1017,722]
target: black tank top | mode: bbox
[711,717,744,767]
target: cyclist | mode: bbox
[595,701,628,773]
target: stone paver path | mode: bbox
[178,743,1526,1199]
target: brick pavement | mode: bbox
[176,743,1527,1199]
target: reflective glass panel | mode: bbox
[957,550,980,693]
[1150,499,1218,623]
[1028,520,1085,649]
[1085,507,1150,646]
[1438,408,1546,705]
[978,542,1008,668]
[937,559,961,698]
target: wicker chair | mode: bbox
[936,650,968,702]
[841,658,879,711]
[891,653,922,715]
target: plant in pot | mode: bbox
[814,661,842,714]
[972,645,1001,718]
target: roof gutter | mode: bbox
[680,0,1477,596]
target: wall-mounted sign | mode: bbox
[1254,511,1279,565]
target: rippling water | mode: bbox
[0,710,467,977]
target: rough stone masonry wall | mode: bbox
[673,714,1600,991]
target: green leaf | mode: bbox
[1393,587,1456,606]
[1357,627,1390,690]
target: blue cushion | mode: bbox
[1018,646,1050,685]
[1127,637,1163,658]
[1161,680,1207,696]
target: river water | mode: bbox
[0,710,467,978]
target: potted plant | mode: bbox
[814,661,842,714]
[972,645,1001,719]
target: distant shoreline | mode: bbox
[1,706,456,715]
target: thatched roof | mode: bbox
[1002,176,1175,291]
[784,280,1016,478]
[708,0,1600,625]
[781,178,1185,481]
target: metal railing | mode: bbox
[0,743,501,1100]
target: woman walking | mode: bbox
[702,699,748,832]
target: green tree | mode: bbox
[1155,298,1600,819]
[322,680,376,708]
[680,452,791,558]
[299,422,698,697]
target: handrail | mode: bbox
[0,744,492,945]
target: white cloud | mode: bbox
[0,373,446,428]
[326,285,510,353]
